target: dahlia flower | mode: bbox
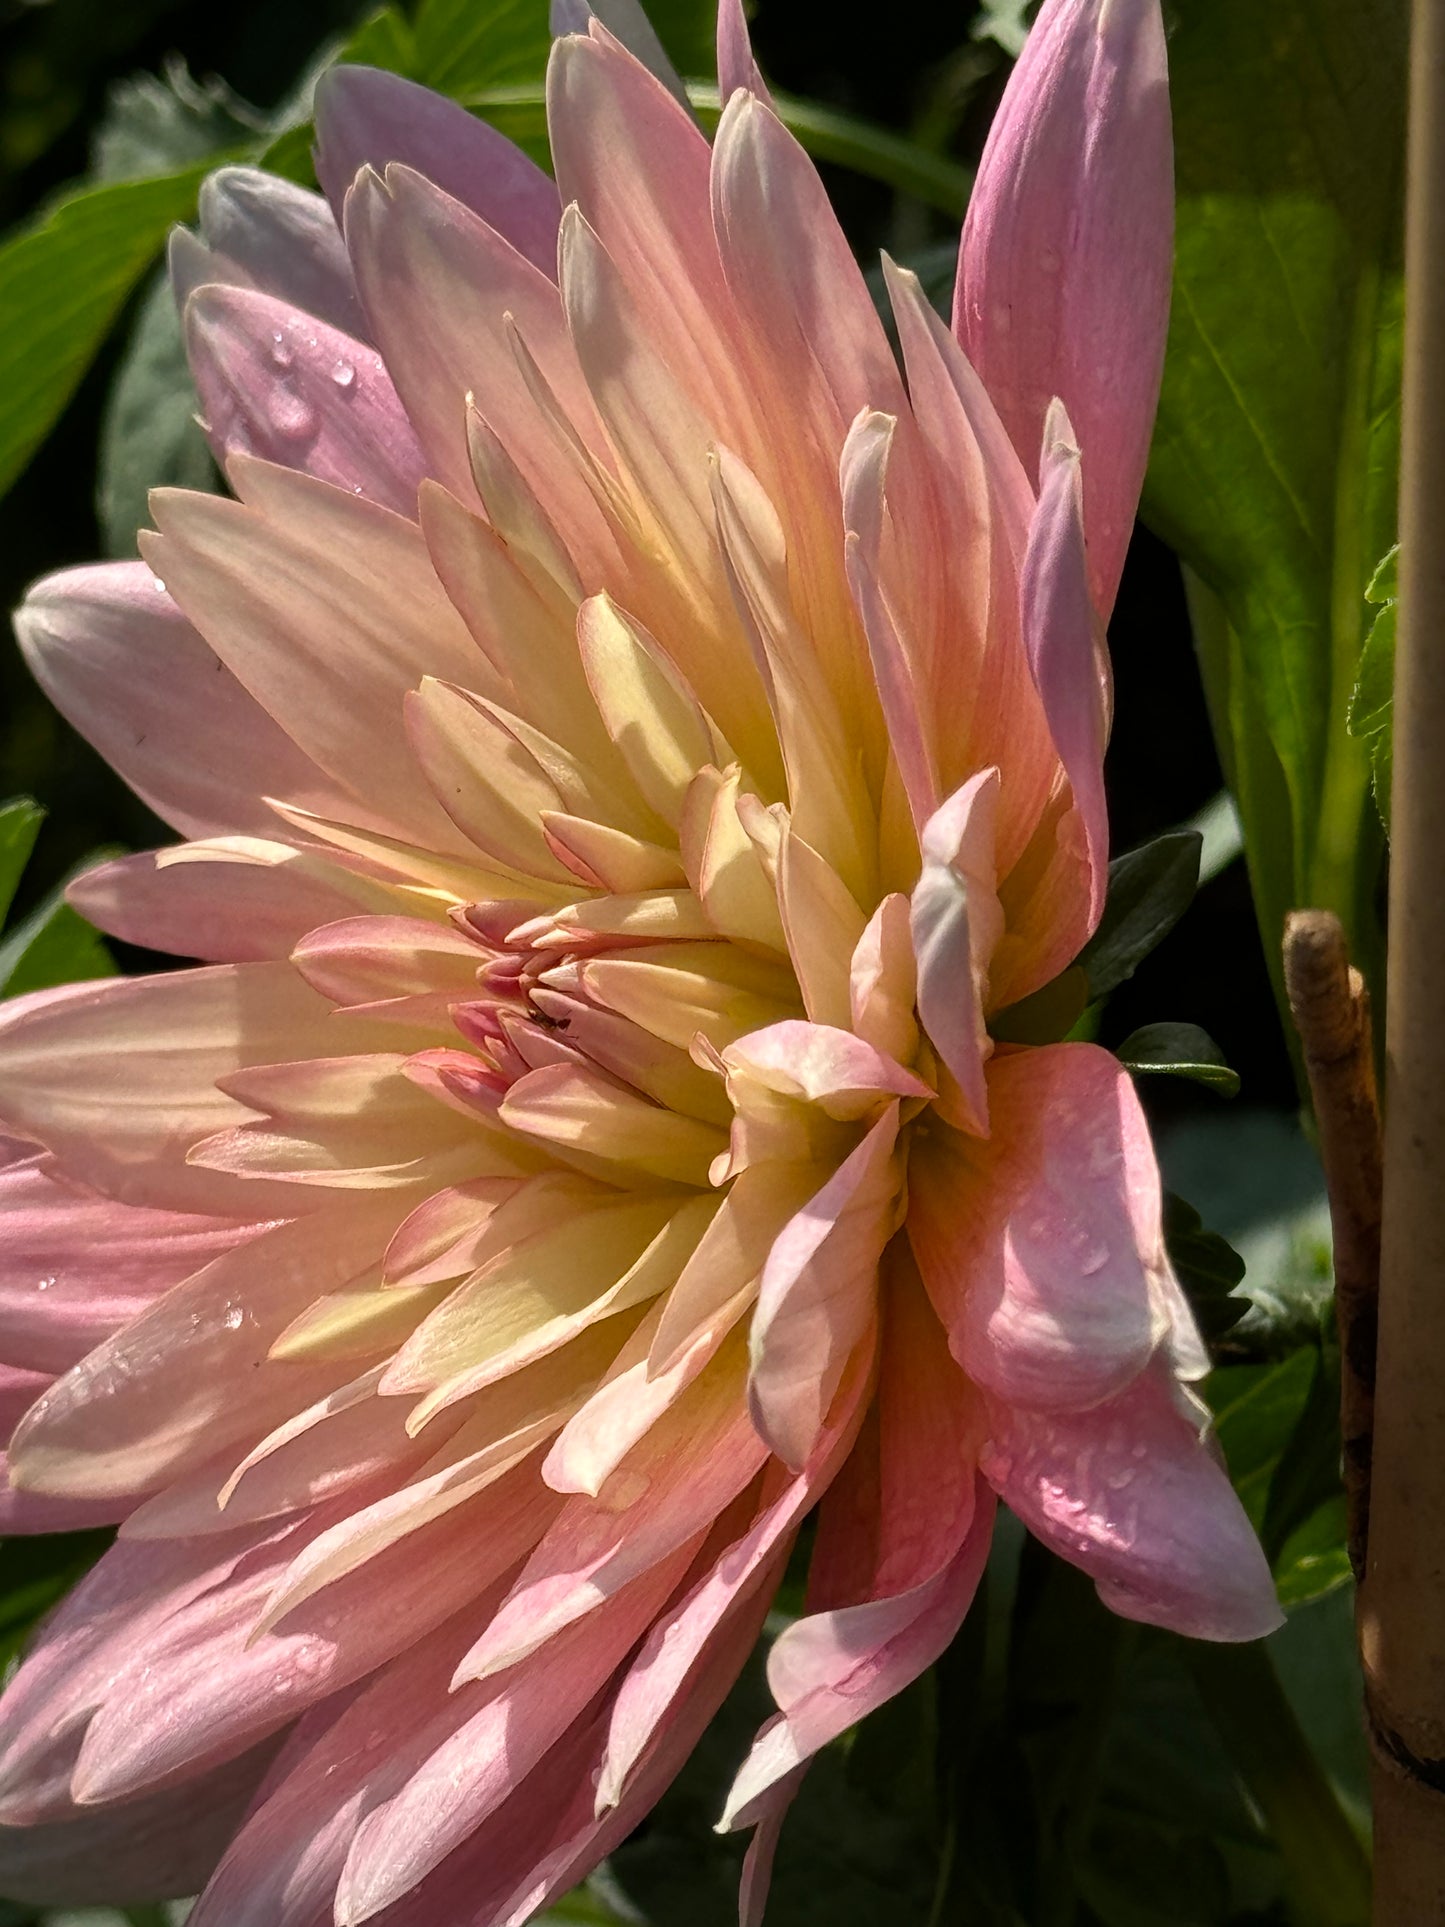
[0,0,1279,1917]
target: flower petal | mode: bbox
[908,1042,1177,1412]
[184,284,428,511]
[982,1362,1282,1641]
[315,65,561,275]
[955,0,1172,616]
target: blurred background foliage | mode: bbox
[0,0,1405,1920]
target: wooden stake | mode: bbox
[1361,1,1445,1912]
[1282,911,1379,1582]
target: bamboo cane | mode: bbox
[1360,1,1445,1913]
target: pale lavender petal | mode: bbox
[315,66,561,277]
[193,166,364,338]
[185,284,428,513]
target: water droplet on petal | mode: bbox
[269,330,293,371]
[151,576,166,593]
[271,391,318,442]
[330,359,356,390]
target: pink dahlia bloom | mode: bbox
[0,0,1280,1917]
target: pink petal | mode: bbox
[12,562,340,841]
[68,841,400,965]
[726,1258,987,1827]
[909,1042,1178,1411]
[839,407,940,832]
[0,1144,257,1375]
[910,769,1004,1135]
[748,1106,901,1468]
[598,1338,875,1811]
[67,1472,546,1807]
[186,165,364,338]
[982,1361,1282,1641]
[333,1546,696,1918]
[8,1194,405,1501]
[0,1528,275,1824]
[955,0,1173,617]
[184,284,428,512]
[315,66,561,277]
[0,1738,281,1907]
[717,0,771,102]
[1019,402,1109,929]
[454,1334,767,1683]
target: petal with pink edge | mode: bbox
[908,1042,1177,1412]
[1019,403,1109,929]
[955,0,1172,616]
[982,1361,1282,1641]
[12,562,341,841]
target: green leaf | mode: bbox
[1117,1022,1240,1096]
[1142,0,1403,1045]
[0,799,44,926]
[412,0,714,95]
[92,59,263,183]
[1273,1495,1352,1609]
[1077,831,1202,999]
[0,889,116,999]
[1262,1341,1343,1563]
[98,267,219,557]
[1162,1192,1249,1344]
[0,160,224,502]
[1347,542,1398,835]
[1209,1350,1317,1528]
[990,964,1089,1046]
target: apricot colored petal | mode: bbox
[983,1362,1281,1640]
[1020,404,1109,928]
[909,1042,1176,1412]
[910,768,1003,1136]
[143,463,493,859]
[549,25,754,443]
[12,562,340,841]
[185,284,427,512]
[315,65,561,275]
[500,1061,726,1186]
[343,163,613,553]
[0,962,350,1212]
[956,0,1171,616]
[190,165,363,337]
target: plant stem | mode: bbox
[1187,1640,1371,1926]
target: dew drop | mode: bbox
[1079,1242,1109,1277]
[269,331,294,372]
[272,392,318,442]
[151,576,166,593]
[331,358,356,389]
[221,1304,245,1331]
[36,1276,55,1293]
